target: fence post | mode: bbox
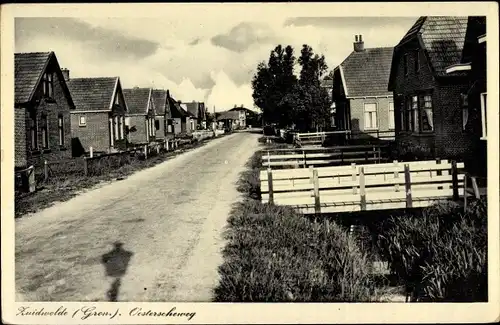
[83,157,88,176]
[44,160,49,181]
[404,164,413,208]
[157,144,160,154]
[394,160,400,192]
[351,163,357,194]
[90,146,93,158]
[451,160,459,201]
[166,140,170,152]
[267,168,274,205]
[436,158,442,176]
[359,167,366,211]
[144,144,148,160]
[313,168,321,214]
[303,150,307,168]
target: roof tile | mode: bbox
[15,52,51,103]
[151,89,168,115]
[123,88,151,115]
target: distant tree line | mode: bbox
[251,44,332,132]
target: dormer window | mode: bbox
[42,72,54,98]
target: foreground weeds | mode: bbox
[376,199,487,302]
[214,200,377,302]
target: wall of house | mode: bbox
[172,118,182,134]
[70,112,109,152]
[23,63,73,168]
[392,39,439,158]
[155,115,165,139]
[127,115,148,145]
[15,107,27,168]
[348,97,395,138]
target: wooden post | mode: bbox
[267,168,274,205]
[144,144,148,160]
[267,151,271,168]
[157,144,160,154]
[313,168,321,214]
[28,166,36,193]
[44,160,49,181]
[471,176,480,199]
[90,146,93,158]
[451,160,459,201]
[303,150,307,168]
[404,164,413,208]
[351,163,357,194]
[166,140,170,151]
[436,158,442,176]
[359,167,366,211]
[83,157,88,176]
[394,160,400,192]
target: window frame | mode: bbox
[42,72,54,98]
[388,101,395,130]
[480,92,487,140]
[79,115,87,127]
[58,114,64,147]
[29,111,38,151]
[40,113,49,149]
[419,92,434,133]
[363,102,378,130]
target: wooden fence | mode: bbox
[292,130,395,147]
[15,165,36,194]
[260,159,467,214]
[192,130,215,141]
[262,144,389,169]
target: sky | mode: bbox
[15,12,418,112]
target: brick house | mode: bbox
[183,101,207,129]
[332,35,395,140]
[216,110,240,130]
[14,51,75,169]
[152,89,175,140]
[123,87,156,145]
[444,16,487,175]
[66,74,128,154]
[167,94,188,135]
[228,105,248,128]
[180,103,197,133]
[388,16,476,162]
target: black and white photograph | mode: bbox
[1,2,499,324]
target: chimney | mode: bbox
[61,68,70,81]
[353,34,365,52]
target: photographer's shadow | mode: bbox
[101,241,133,302]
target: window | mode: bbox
[420,94,433,132]
[363,103,378,129]
[155,119,160,131]
[114,116,119,140]
[480,92,487,139]
[29,112,37,150]
[414,50,420,73]
[79,115,86,126]
[404,54,409,76]
[42,72,54,98]
[58,115,64,146]
[40,113,48,149]
[461,93,469,131]
[411,95,419,132]
[388,102,395,130]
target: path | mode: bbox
[15,132,261,302]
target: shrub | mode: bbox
[376,199,487,302]
[214,200,376,302]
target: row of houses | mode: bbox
[14,51,208,169]
[330,16,487,173]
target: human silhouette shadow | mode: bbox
[101,241,133,302]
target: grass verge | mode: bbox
[214,141,378,302]
[15,134,228,218]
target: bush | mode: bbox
[214,200,376,302]
[376,199,487,302]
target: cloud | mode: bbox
[15,18,159,61]
[211,22,278,53]
[284,16,418,29]
[205,71,254,111]
[189,38,202,46]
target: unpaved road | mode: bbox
[15,132,261,302]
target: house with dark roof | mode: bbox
[168,95,189,134]
[14,51,75,168]
[229,105,261,128]
[180,103,197,133]
[123,87,156,145]
[152,89,175,140]
[332,35,395,139]
[388,16,478,162]
[66,74,128,154]
[216,110,241,130]
[183,101,207,130]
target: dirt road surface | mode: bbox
[15,132,261,302]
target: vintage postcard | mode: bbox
[1,2,499,324]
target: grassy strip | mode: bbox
[214,138,378,302]
[375,199,488,302]
[15,134,229,218]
